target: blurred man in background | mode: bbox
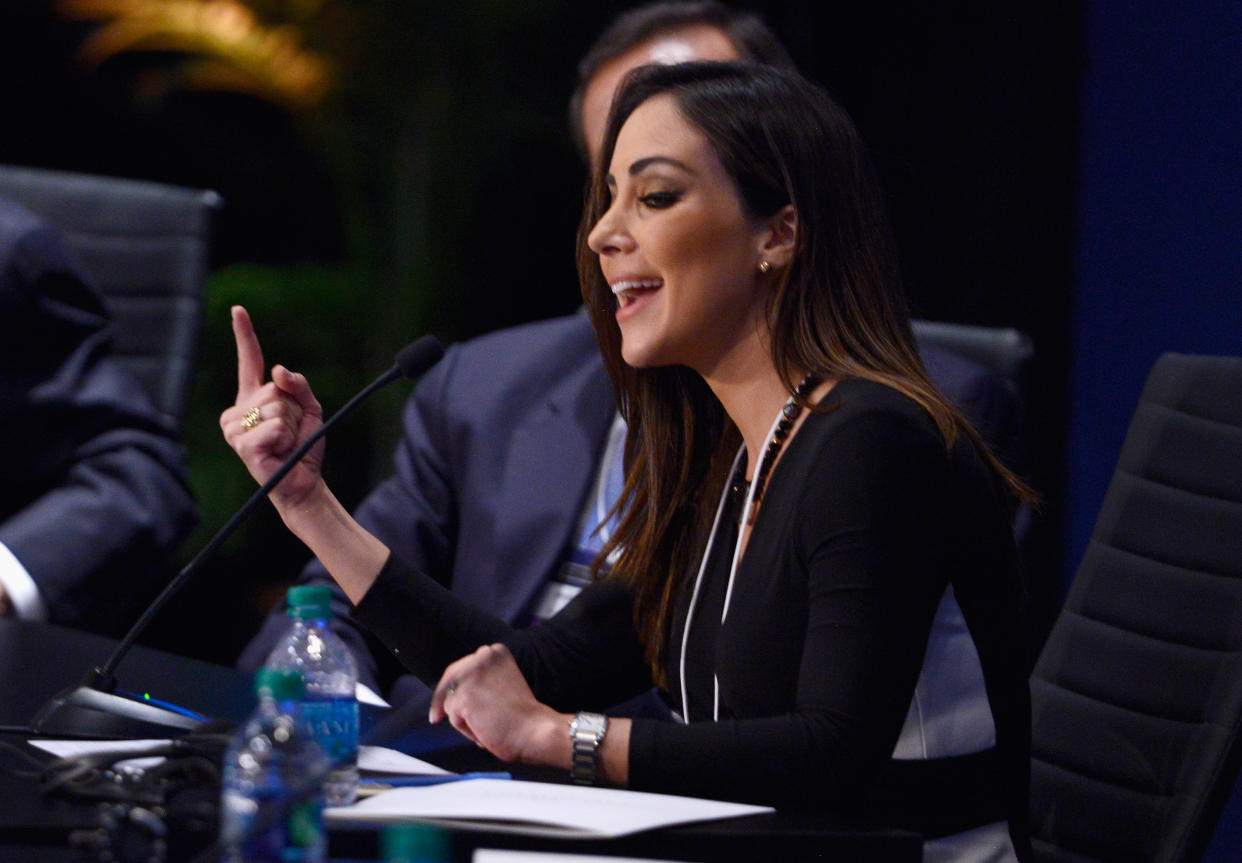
[0,198,197,633]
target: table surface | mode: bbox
[0,617,255,730]
[0,618,921,862]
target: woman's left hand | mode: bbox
[429,644,568,767]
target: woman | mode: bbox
[223,63,1030,861]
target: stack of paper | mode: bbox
[325,778,772,839]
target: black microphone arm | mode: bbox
[30,335,445,738]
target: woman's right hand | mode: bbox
[220,305,326,511]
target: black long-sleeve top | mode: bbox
[354,378,1029,852]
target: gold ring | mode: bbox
[446,680,459,696]
[241,406,263,430]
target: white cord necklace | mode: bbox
[677,374,817,723]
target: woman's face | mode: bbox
[587,94,772,375]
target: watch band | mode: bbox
[568,712,609,785]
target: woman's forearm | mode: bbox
[276,480,389,605]
[524,712,631,787]
[598,717,631,786]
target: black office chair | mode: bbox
[911,319,1035,384]
[0,164,221,428]
[1030,353,1242,862]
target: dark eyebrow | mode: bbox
[603,156,695,188]
[629,156,695,176]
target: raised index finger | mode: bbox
[231,305,266,398]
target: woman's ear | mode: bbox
[756,205,798,269]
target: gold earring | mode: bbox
[758,260,772,274]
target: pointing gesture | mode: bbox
[220,306,325,509]
[234,302,267,401]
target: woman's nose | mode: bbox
[587,206,630,256]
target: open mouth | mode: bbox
[610,278,663,308]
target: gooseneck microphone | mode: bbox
[30,335,445,738]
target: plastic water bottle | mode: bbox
[220,668,329,863]
[265,584,360,805]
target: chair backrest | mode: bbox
[911,319,1035,382]
[1030,353,1242,862]
[0,164,221,428]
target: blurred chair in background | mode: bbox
[912,318,1034,475]
[0,165,221,427]
[1029,353,1242,862]
[912,320,1034,384]
[0,165,217,633]
[913,318,1043,662]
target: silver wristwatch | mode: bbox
[569,712,609,785]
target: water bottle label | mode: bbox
[302,698,358,764]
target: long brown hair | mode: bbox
[577,62,1033,679]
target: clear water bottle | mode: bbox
[265,584,360,805]
[220,668,329,863]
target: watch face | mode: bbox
[572,712,607,739]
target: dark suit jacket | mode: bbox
[0,200,197,633]
[239,310,1022,742]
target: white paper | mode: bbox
[474,851,691,863]
[356,681,390,707]
[31,739,447,779]
[358,744,451,775]
[325,778,772,839]
[28,738,171,771]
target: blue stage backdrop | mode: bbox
[1069,2,1242,574]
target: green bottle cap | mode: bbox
[286,584,333,619]
[380,823,450,862]
[254,667,306,701]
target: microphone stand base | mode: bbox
[30,685,208,739]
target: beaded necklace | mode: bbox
[738,372,820,524]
